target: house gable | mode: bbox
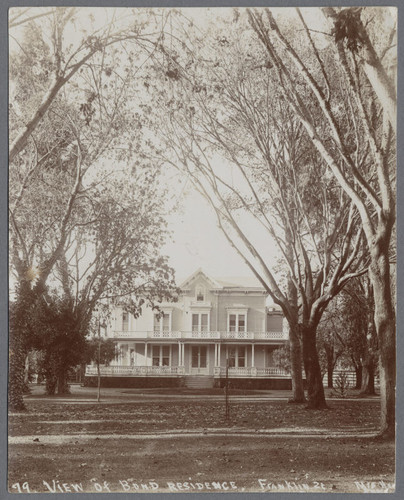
[179,268,222,292]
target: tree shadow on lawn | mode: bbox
[9,399,381,436]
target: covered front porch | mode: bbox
[85,341,289,379]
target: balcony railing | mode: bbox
[113,330,287,341]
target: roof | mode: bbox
[179,268,222,289]
[215,276,264,289]
[179,268,265,291]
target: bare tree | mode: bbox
[247,7,396,437]
[145,22,368,407]
[9,7,168,162]
[8,10,171,410]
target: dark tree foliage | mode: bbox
[28,291,89,395]
[84,337,117,367]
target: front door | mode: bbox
[191,345,208,374]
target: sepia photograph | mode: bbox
[7,4,398,494]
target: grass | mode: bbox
[10,399,380,435]
[8,392,395,493]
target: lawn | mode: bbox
[8,398,395,493]
[10,399,380,436]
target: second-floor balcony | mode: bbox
[113,330,287,341]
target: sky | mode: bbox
[163,184,253,284]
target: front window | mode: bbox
[152,345,171,366]
[265,347,275,367]
[228,312,247,333]
[238,315,245,332]
[192,313,209,332]
[196,287,204,301]
[192,345,207,368]
[154,314,160,333]
[192,314,199,332]
[229,314,237,332]
[228,347,236,367]
[162,313,170,332]
[228,346,246,368]
[162,345,170,366]
[154,312,171,333]
[152,345,160,366]
[122,312,129,331]
[238,346,246,367]
[201,313,208,331]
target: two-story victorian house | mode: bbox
[85,269,290,389]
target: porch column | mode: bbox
[132,343,136,366]
[218,343,221,366]
[251,343,255,367]
[145,342,148,366]
[214,343,218,366]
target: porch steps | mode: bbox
[184,376,214,389]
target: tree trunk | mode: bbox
[327,359,334,389]
[9,283,33,411]
[22,355,31,394]
[9,332,27,410]
[44,355,58,395]
[361,361,375,395]
[57,370,70,395]
[80,364,86,384]
[301,324,327,409]
[45,374,57,395]
[9,280,46,410]
[368,250,395,438]
[24,355,30,385]
[355,364,363,390]
[326,347,334,388]
[288,327,305,403]
[285,268,305,403]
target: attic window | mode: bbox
[196,287,204,301]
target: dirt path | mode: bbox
[9,427,379,445]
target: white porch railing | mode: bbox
[113,330,287,340]
[213,366,289,378]
[85,365,289,378]
[85,366,185,377]
[256,367,290,377]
